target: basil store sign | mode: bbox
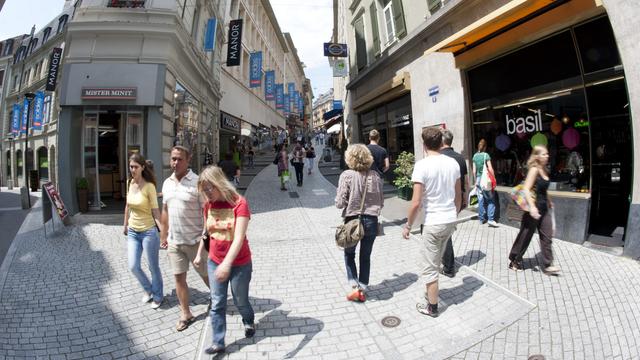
[81,88,137,100]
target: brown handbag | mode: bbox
[335,172,369,249]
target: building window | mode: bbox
[3,39,14,57]
[57,15,69,34]
[369,3,381,56]
[174,82,201,170]
[108,0,145,8]
[42,27,52,43]
[383,2,396,45]
[12,75,19,90]
[428,0,447,14]
[23,69,31,85]
[0,70,4,87]
[354,16,367,71]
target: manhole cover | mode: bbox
[381,316,401,328]
[288,192,299,198]
[528,356,546,360]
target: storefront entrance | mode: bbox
[82,109,144,210]
[587,77,632,244]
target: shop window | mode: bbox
[468,31,581,105]
[16,149,22,178]
[37,147,48,180]
[472,90,590,192]
[574,16,622,75]
[174,82,200,170]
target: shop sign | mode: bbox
[323,42,348,57]
[506,109,542,135]
[574,119,590,128]
[221,112,240,132]
[42,181,69,222]
[204,18,217,51]
[333,100,343,110]
[226,19,243,66]
[46,47,63,91]
[429,86,439,103]
[82,87,137,100]
[333,58,348,77]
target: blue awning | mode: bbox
[322,108,343,121]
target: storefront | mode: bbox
[466,15,633,246]
[219,111,241,158]
[358,93,415,176]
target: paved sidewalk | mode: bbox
[1,146,639,359]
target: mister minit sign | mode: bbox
[81,87,137,100]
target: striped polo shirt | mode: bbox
[162,170,203,246]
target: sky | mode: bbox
[0,0,334,98]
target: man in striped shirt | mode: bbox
[161,146,209,332]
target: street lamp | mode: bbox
[23,92,35,208]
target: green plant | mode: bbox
[76,177,89,190]
[392,151,415,189]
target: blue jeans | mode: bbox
[344,215,378,290]
[208,259,254,347]
[477,185,496,222]
[127,227,163,302]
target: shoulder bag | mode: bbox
[335,172,369,249]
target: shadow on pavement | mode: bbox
[439,276,484,309]
[455,250,487,268]
[367,272,419,301]
[221,307,324,359]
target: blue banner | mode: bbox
[11,104,21,135]
[265,70,275,100]
[33,91,45,130]
[293,91,300,112]
[333,100,343,110]
[275,84,284,110]
[284,93,290,116]
[204,18,217,51]
[21,98,29,134]
[287,83,295,96]
[249,52,262,88]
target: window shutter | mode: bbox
[354,17,368,71]
[391,0,406,39]
[370,3,380,56]
[428,0,443,13]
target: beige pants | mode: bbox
[420,223,457,284]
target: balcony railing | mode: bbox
[108,0,145,8]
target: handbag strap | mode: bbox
[358,171,369,215]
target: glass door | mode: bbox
[82,113,100,210]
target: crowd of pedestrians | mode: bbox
[119,128,560,354]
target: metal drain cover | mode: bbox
[528,356,546,360]
[381,316,401,328]
[288,192,299,198]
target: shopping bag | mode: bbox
[510,184,536,211]
[550,206,556,236]
[282,170,290,183]
[468,187,479,209]
[480,162,492,191]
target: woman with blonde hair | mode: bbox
[123,153,164,309]
[194,166,255,354]
[335,144,384,302]
[472,138,498,227]
[508,145,560,275]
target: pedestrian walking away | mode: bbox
[292,142,305,186]
[306,145,316,175]
[508,145,560,275]
[335,144,384,302]
[403,127,461,317]
[276,144,289,191]
[160,146,210,332]
[123,153,164,309]
[367,129,390,180]
[247,146,255,169]
[194,166,256,355]
[218,153,241,188]
[472,138,499,227]
[439,129,469,278]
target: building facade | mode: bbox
[218,0,311,153]
[312,88,333,130]
[343,0,640,259]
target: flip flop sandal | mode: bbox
[176,317,195,332]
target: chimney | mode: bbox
[30,25,36,36]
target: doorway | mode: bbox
[587,77,632,245]
[83,109,144,211]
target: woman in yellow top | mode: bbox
[123,153,164,309]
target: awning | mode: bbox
[323,114,342,128]
[326,123,341,134]
[425,0,568,55]
[352,72,410,114]
[323,108,343,120]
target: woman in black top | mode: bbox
[305,146,316,175]
[508,145,560,275]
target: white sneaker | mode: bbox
[151,299,163,309]
[488,221,499,227]
[141,293,153,303]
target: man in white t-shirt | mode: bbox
[402,127,461,318]
[161,146,209,332]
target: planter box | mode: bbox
[397,187,413,200]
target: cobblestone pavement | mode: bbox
[1,146,639,359]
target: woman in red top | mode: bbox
[194,166,255,355]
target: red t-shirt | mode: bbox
[204,196,252,266]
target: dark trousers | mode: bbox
[293,163,304,184]
[344,216,378,288]
[509,210,554,267]
[442,237,455,273]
